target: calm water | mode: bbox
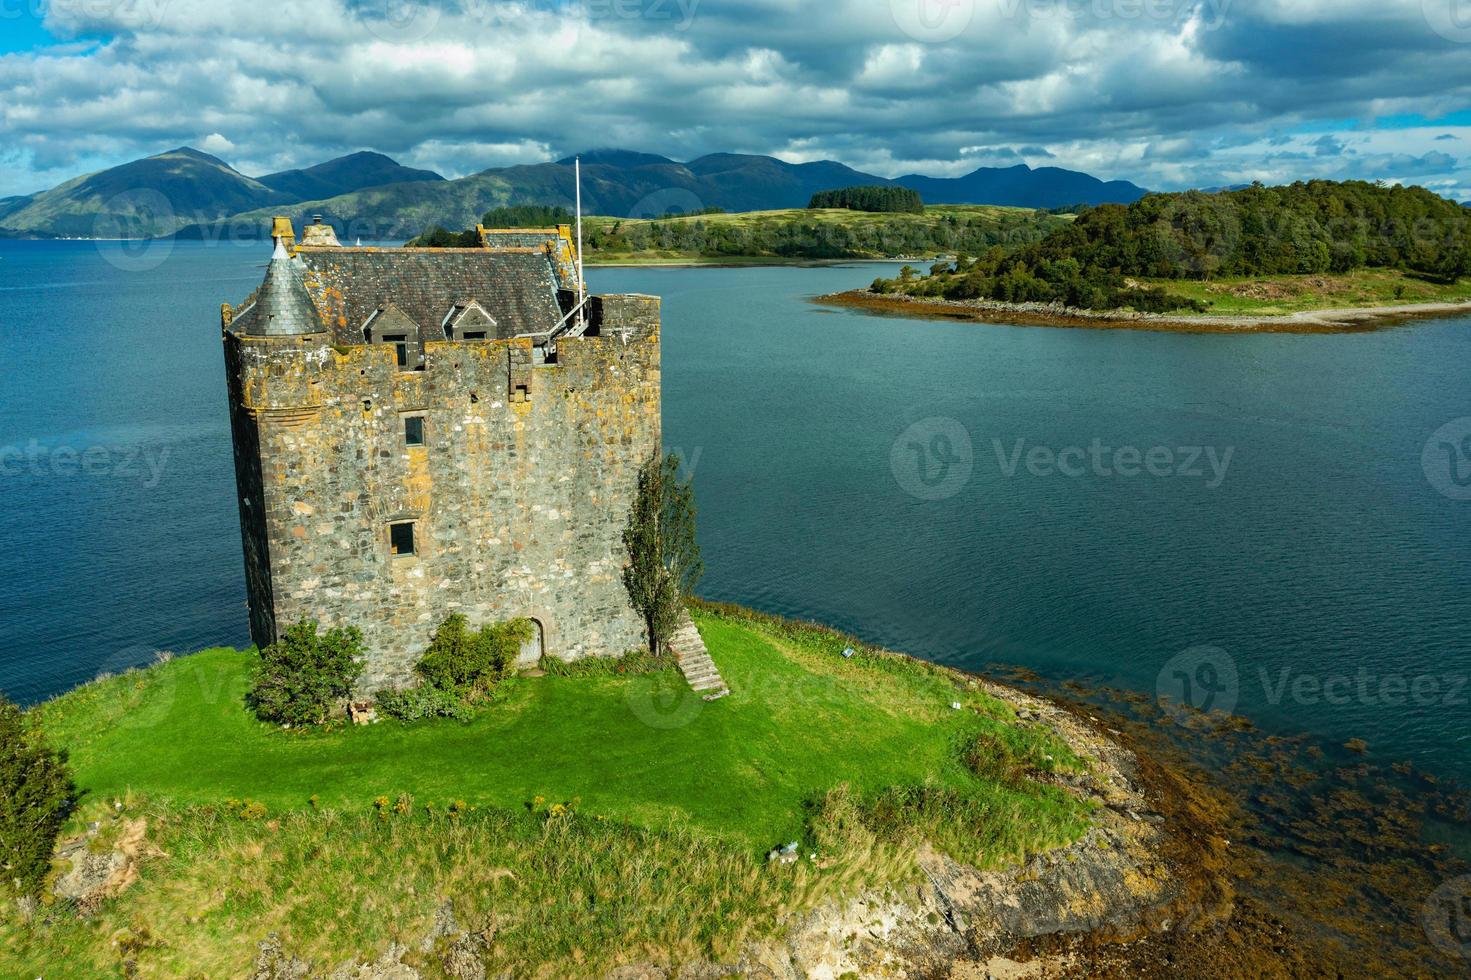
[2,241,1470,783]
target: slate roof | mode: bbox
[296,247,564,345]
[234,241,325,337]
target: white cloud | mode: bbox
[0,0,1465,200]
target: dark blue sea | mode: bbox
[2,240,1469,784]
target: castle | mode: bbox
[221,217,661,690]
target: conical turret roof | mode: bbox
[248,238,322,336]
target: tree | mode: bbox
[0,694,75,898]
[623,452,704,653]
[246,620,365,726]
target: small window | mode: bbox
[389,522,416,557]
[404,416,425,447]
[462,331,487,340]
[384,334,409,368]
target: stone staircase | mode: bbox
[669,612,730,701]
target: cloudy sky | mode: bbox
[2,0,1470,200]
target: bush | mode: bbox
[376,614,534,723]
[416,613,532,699]
[374,684,472,723]
[0,694,75,898]
[246,621,365,726]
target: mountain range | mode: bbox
[0,146,1150,240]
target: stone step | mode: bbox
[669,610,731,701]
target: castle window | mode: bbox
[463,331,487,340]
[389,521,416,557]
[384,334,409,368]
[403,415,425,447]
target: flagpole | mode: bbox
[575,156,585,333]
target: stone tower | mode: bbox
[221,218,660,690]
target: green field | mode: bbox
[1137,268,1471,317]
[5,607,1094,976]
[37,607,1086,848]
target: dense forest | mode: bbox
[807,185,925,214]
[874,180,1471,312]
[582,208,1065,259]
[411,205,1067,259]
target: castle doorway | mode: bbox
[518,619,545,668]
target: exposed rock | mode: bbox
[613,679,1223,980]
[329,942,419,979]
[253,934,312,980]
[52,817,165,914]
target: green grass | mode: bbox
[7,608,1094,977]
[1138,268,1471,317]
[36,609,1084,850]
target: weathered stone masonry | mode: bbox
[222,221,660,691]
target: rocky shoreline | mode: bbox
[36,614,1471,978]
[818,287,1471,333]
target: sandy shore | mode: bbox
[817,288,1471,334]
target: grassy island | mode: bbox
[855,180,1471,330]
[4,605,1098,977]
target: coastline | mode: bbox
[12,602,1471,976]
[816,287,1471,333]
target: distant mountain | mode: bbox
[170,150,1150,242]
[894,164,1148,208]
[0,147,287,237]
[258,151,443,201]
[0,145,1153,240]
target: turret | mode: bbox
[246,237,323,337]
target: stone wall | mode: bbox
[223,294,661,691]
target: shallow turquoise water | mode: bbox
[2,241,1469,783]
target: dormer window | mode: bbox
[361,303,422,370]
[443,300,497,340]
